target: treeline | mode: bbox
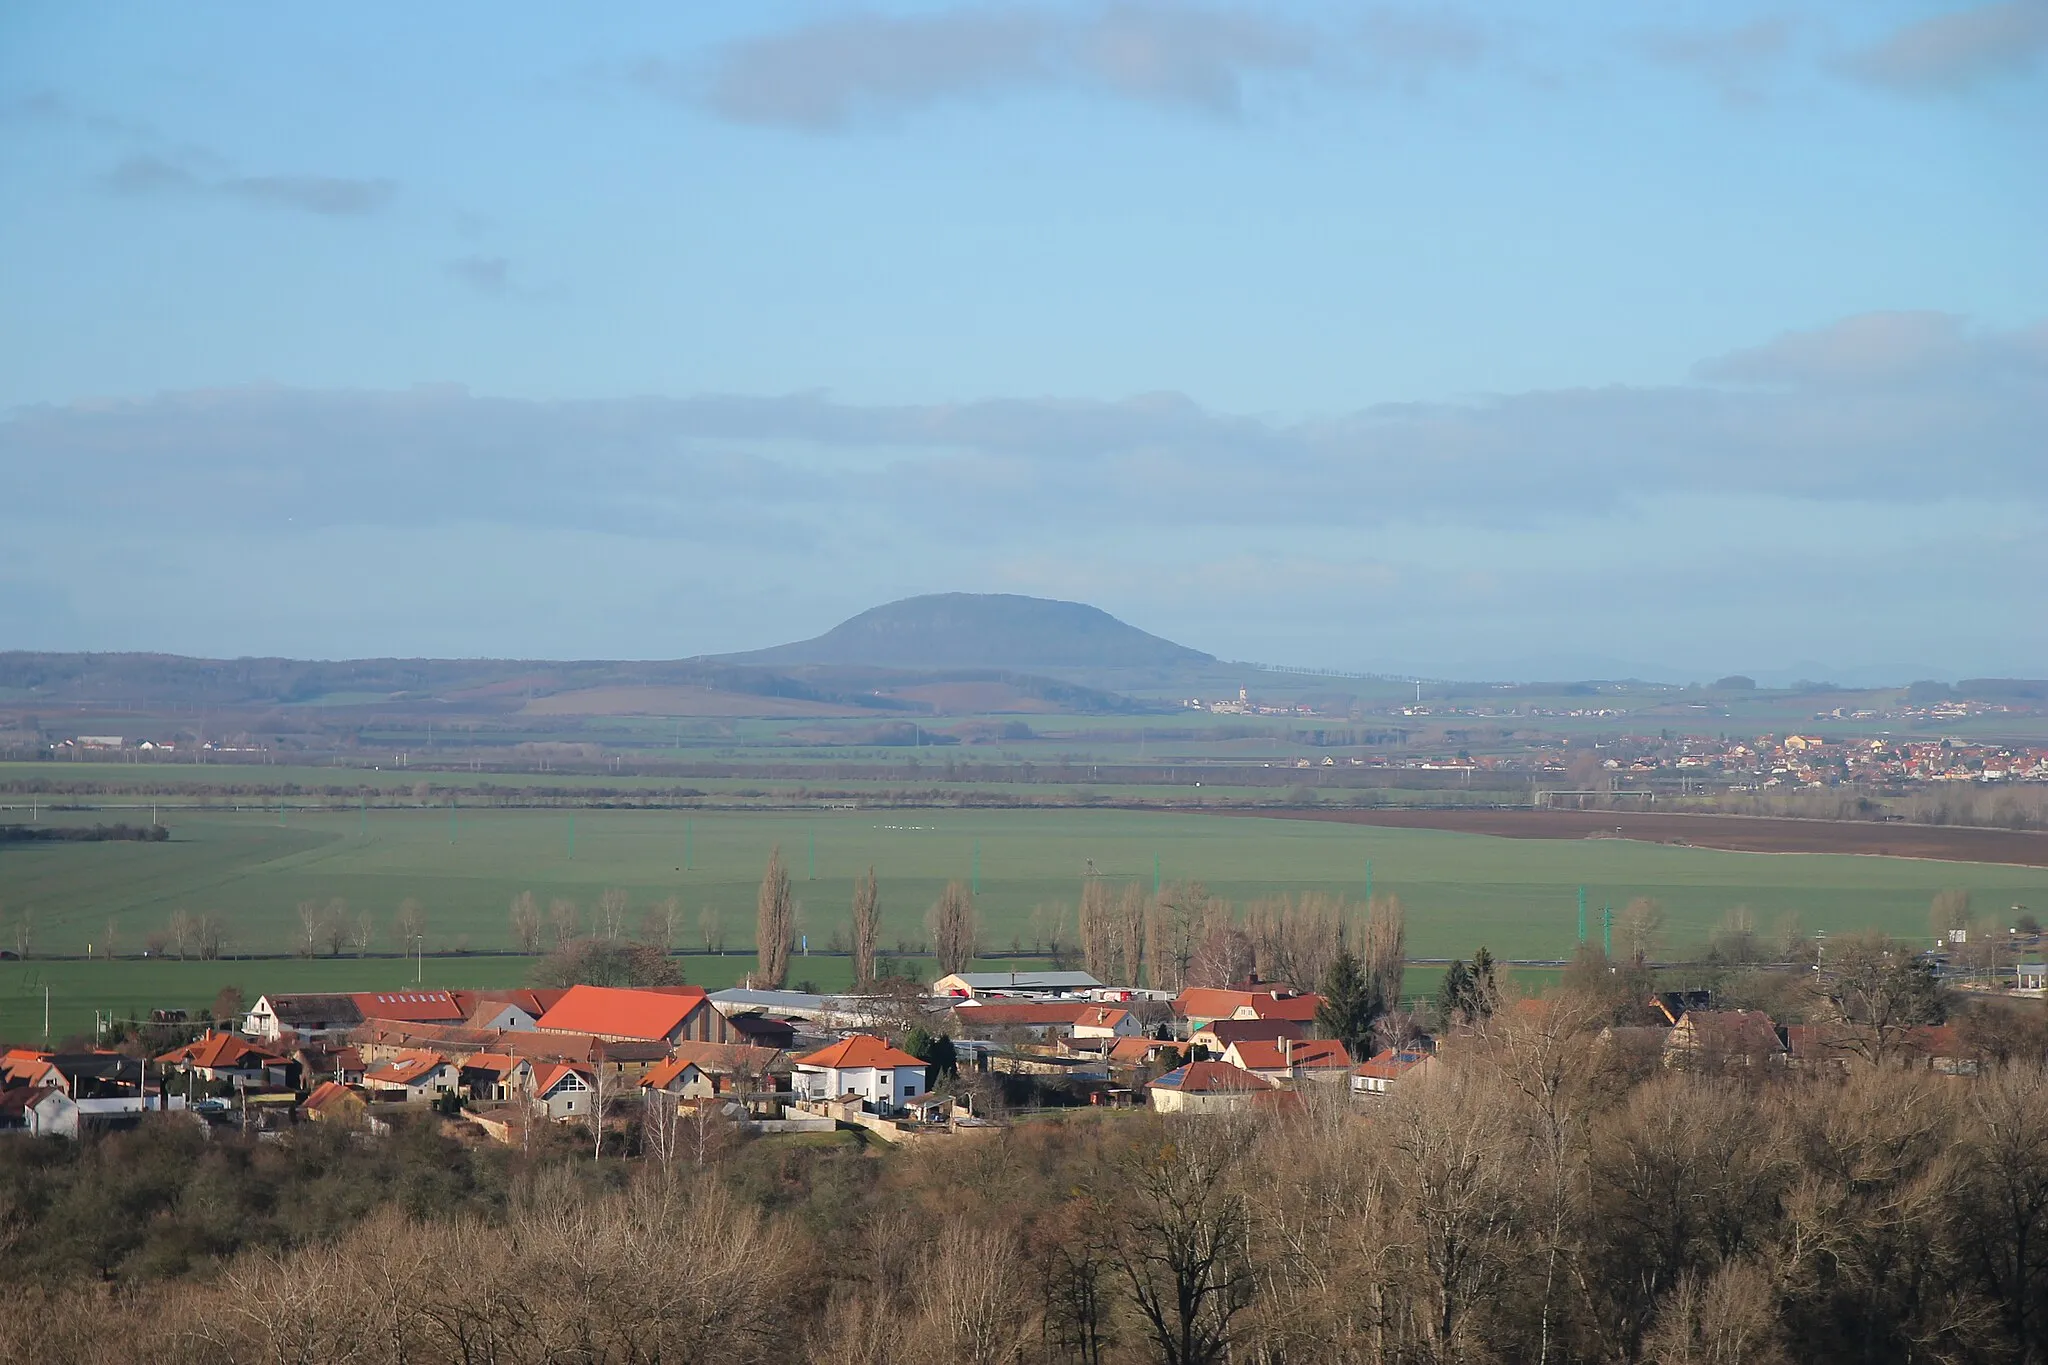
[1697,784,2048,833]
[0,822,168,843]
[6,1000,2048,1362]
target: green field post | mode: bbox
[359,792,366,838]
[1577,886,1587,944]
[1365,858,1374,904]
[449,796,457,845]
[684,817,693,871]
[809,827,816,881]
[972,840,980,896]
[568,812,576,861]
[1154,852,1161,895]
[1603,903,1613,956]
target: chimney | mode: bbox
[1282,1036,1293,1070]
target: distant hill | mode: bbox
[721,594,1215,670]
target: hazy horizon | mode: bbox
[2,3,2042,680]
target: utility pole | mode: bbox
[1602,903,1614,957]
[1577,886,1587,945]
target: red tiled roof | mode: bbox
[460,1052,525,1078]
[157,1031,284,1069]
[1075,1006,1129,1030]
[1355,1048,1433,1081]
[794,1034,927,1071]
[1150,1060,1273,1093]
[1174,987,1321,1023]
[1672,1010,1785,1055]
[364,1050,450,1086]
[350,991,467,1024]
[638,1056,704,1089]
[1109,1037,1180,1064]
[534,984,709,1041]
[1192,1018,1304,1048]
[1246,993,1321,1023]
[532,1062,593,1097]
[670,1040,788,1076]
[1227,1038,1353,1071]
[1174,988,1258,1020]
[302,1080,361,1113]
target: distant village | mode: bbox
[5,952,2038,1142]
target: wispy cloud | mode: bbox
[641,3,1482,130]
[444,255,513,294]
[1637,18,1793,105]
[1845,0,2048,95]
[5,314,2039,542]
[101,153,396,217]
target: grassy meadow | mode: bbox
[2,805,2042,1036]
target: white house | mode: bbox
[792,1034,928,1112]
[1071,1006,1140,1040]
[532,1063,597,1121]
[361,1050,459,1102]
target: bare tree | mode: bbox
[509,891,543,953]
[927,880,978,977]
[596,887,630,940]
[394,897,427,950]
[1619,897,1665,963]
[1642,1260,1789,1365]
[1931,888,1972,942]
[549,897,581,945]
[322,897,350,956]
[353,907,375,955]
[297,900,323,958]
[1813,931,1946,1062]
[851,866,881,988]
[1189,921,1257,990]
[195,911,226,960]
[1079,877,1118,984]
[1115,882,1148,990]
[167,908,194,961]
[657,894,684,951]
[586,1060,619,1161]
[700,903,725,954]
[1108,1116,1257,1365]
[1362,893,1408,1006]
[910,1220,1032,1365]
[757,847,796,988]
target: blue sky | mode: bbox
[1,2,2043,682]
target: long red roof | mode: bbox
[534,984,709,1041]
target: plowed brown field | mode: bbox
[1229,807,2048,868]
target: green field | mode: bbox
[4,806,2041,967]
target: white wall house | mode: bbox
[791,1035,928,1112]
